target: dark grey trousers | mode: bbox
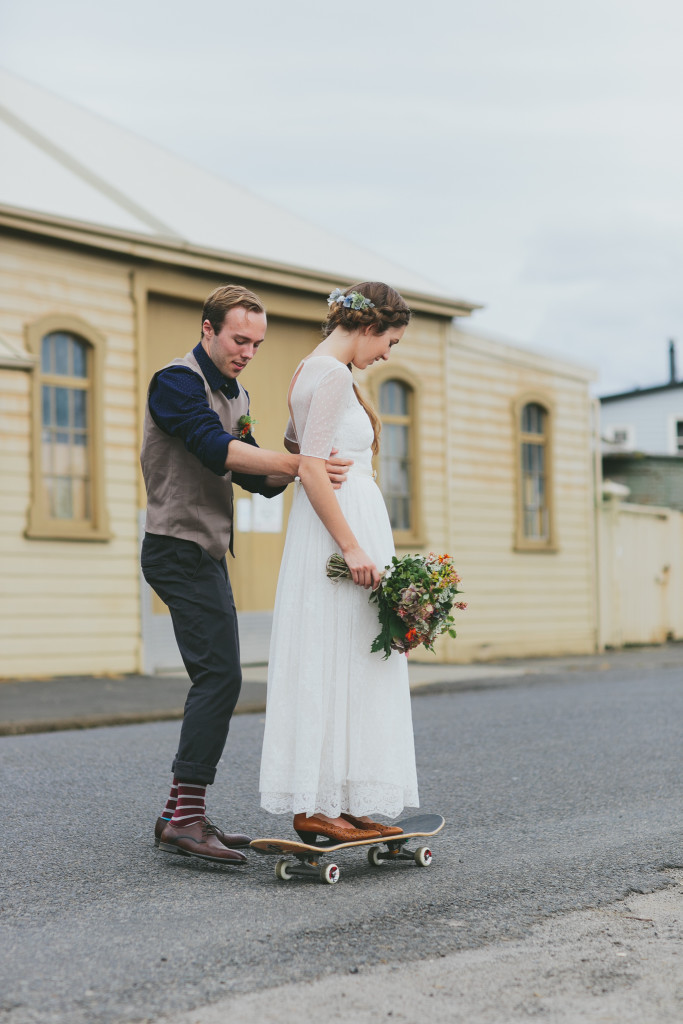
[141,532,242,785]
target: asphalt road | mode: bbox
[1,659,681,1024]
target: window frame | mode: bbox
[668,415,683,456]
[367,366,423,547]
[25,314,110,541]
[513,393,557,553]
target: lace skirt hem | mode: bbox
[260,781,420,819]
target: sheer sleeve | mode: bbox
[300,364,352,459]
[284,416,297,446]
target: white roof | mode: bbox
[0,67,457,299]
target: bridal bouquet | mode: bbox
[326,552,467,659]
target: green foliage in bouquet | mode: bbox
[326,552,466,660]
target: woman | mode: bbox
[259,282,419,842]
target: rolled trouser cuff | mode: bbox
[172,758,217,786]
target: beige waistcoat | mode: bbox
[140,348,249,559]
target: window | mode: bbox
[26,315,109,540]
[379,379,414,535]
[40,332,91,520]
[676,419,683,455]
[515,398,555,551]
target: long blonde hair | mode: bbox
[322,282,411,455]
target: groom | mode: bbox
[140,284,350,865]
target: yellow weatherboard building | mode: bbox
[0,69,599,678]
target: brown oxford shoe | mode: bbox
[158,819,247,864]
[341,813,403,837]
[154,816,250,849]
[203,815,251,848]
[292,813,381,843]
[155,817,182,850]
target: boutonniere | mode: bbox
[237,413,257,439]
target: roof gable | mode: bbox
[0,67,473,306]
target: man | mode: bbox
[140,284,349,865]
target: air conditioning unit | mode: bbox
[604,425,634,450]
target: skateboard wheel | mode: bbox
[367,846,383,867]
[414,846,432,867]
[275,858,292,880]
[320,863,340,885]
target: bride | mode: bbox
[259,282,419,842]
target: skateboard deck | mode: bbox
[251,813,444,884]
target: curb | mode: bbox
[0,700,268,737]
[4,645,681,738]
[0,674,530,737]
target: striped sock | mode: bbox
[160,778,179,819]
[161,777,178,820]
[170,782,206,827]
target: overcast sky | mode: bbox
[2,0,682,394]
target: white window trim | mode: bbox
[667,415,683,456]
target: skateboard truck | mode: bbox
[275,854,340,884]
[366,838,433,867]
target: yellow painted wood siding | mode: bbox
[436,329,598,661]
[0,231,600,677]
[362,314,451,554]
[362,321,598,662]
[0,237,140,677]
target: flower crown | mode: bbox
[327,287,375,311]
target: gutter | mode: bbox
[0,203,480,320]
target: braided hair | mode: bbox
[323,282,411,455]
[322,282,411,340]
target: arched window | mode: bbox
[40,332,91,520]
[516,399,555,550]
[379,379,414,535]
[26,316,109,540]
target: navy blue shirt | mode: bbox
[148,342,285,498]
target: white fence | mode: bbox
[599,496,683,648]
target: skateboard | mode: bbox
[250,813,445,885]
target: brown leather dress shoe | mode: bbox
[155,817,174,849]
[158,819,247,863]
[154,816,250,849]
[341,813,404,837]
[293,813,381,843]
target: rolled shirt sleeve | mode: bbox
[232,434,287,498]
[149,366,286,497]
[148,366,235,475]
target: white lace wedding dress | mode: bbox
[259,355,419,818]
